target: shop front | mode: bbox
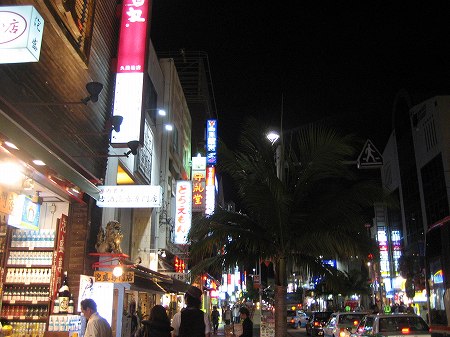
[0,135,100,337]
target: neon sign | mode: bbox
[433,270,443,284]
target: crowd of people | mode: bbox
[82,285,253,337]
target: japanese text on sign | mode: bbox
[94,271,134,283]
[174,181,192,244]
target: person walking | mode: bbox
[80,299,112,337]
[171,285,211,337]
[211,306,220,334]
[232,306,240,323]
[237,307,252,337]
[129,301,140,337]
[136,305,173,337]
[224,306,232,325]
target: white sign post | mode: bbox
[0,5,44,63]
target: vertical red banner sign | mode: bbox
[116,0,151,73]
[50,215,67,305]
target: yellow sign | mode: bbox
[94,271,134,283]
[0,188,17,215]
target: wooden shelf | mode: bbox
[9,247,54,251]
[0,315,47,322]
[4,282,51,286]
[7,264,52,268]
[3,300,50,305]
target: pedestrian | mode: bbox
[232,306,240,323]
[211,306,220,334]
[80,299,112,337]
[171,285,211,337]
[136,305,173,337]
[237,307,252,337]
[224,306,232,325]
[129,301,140,337]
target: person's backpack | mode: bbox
[178,307,205,337]
[211,310,219,321]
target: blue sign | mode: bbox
[322,259,336,268]
[8,194,41,231]
[206,119,217,165]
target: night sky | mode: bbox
[150,2,450,151]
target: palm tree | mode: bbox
[188,117,390,337]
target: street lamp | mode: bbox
[266,129,284,182]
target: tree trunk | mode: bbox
[274,256,287,337]
[274,285,287,337]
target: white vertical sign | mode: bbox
[174,181,192,244]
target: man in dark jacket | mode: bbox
[171,285,211,337]
[238,307,252,337]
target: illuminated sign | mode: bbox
[0,6,44,64]
[97,185,162,208]
[433,270,443,284]
[391,229,402,276]
[206,119,218,165]
[322,260,336,268]
[7,194,40,230]
[111,0,151,146]
[174,256,186,273]
[377,228,390,277]
[192,156,206,170]
[192,157,207,212]
[94,271,135,283]
[174,181,192,244]
[205,166,215,215]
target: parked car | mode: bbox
[287,309,300,329]
[323,312,368,337]
[306,311,334,336]
[351,314,430,337]
[297,311,310,328]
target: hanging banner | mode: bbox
[50,215,68,311]
[111,0,151,146]
[192,156,206,212]
[174,181,192,244]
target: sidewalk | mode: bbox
[213,323,260,336]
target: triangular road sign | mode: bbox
[357,139,383,169]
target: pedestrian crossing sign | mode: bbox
[357,139,383,169]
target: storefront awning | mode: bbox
[132,275,167,293]
[0,106,101,200]
[158,278,189,294]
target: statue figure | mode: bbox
[95,220,123,254]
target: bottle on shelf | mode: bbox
[68,294,74,314]
[53,297,60,314]
[58,271,70,313]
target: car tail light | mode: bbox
[314,321,321,327]
[401,328,410,334]
[290,319,295,324]
[353,320,359,326]
[339,328,347,337]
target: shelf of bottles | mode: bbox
[48,315,81,333]
[1,228,56,337]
